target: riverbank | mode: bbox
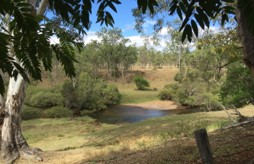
[126,100,180,110]
[10,105,253,164]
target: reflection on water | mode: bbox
[88,105,180,124]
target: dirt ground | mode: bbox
[127,100,180,110]
[80,121,254,164]
[13,104,254,164]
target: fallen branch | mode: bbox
[219,104,237,123]
[231,105,248,122]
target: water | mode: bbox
[88,105,180,124]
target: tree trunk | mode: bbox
[1,76,42,163]
[0,0,48,163]
[72,109,81,117]
[237,0,254,75]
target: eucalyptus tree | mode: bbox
[1,0,254,162]
[78,41,103,78]
[0,0,125,162]
[137,46,151,68]
[134,0,254,76]
[97,28,137,78]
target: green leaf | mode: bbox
[221,14,229,26]
[179,2,187,14]
[169,1,177,15]
[182,0,189,6]
[148,0,154,14]
[223,6,235,15]
[108,2,117,13]
[105,11,114,26]
[196,7,209,28]
[0,75,4,95]
[137,0,142,10]
[191,19,198,37]
[195,13,204,29]
[182,24,192,43]
[177,6,183,20]
[112,0,121,5]
[142,0,147,14]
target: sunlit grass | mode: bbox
[19,105,254,164]
[108,67,179,104]
[22,111,231,153]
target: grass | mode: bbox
[10,67,254,163]
[17,109,241,163]
[109,67,179,104]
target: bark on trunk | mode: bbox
[1,76,42,163]
[237,0,254,75]
[0,1,47,163]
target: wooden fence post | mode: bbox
[194,128,214,164]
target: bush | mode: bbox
[41,106,72,118]
[61,73,121,113]
[21,106,41,120]
[134,75,149,90]
[220,62,254,107]
[159,84,181,101]
[25,86,63,108]
[102,84,121,105]
[159,82,221,110]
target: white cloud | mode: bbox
[49,30,168,51]
[126,35,146,47]
[159,27,169,36]
[83,31,101,44]
[143,20,156,27]
[126,35,168,51]
[124,22,135,32]
[49,35,59,44]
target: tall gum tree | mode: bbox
[1,0,254,163]
[0,0,127,163]
[134,0,254,74]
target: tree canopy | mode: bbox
[1,0,254,95]
[0,0,157,95]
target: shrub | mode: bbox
[159,82,221,110]
[134,75,149,90]
[102,84,121,105]
[25,86,63,108]
[159,84,180,101]
[41,106,72,118]
[220,62,254,107]
[61,80,78,109]
[61,73,121,114]
[21,106,41,120]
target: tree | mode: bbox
[134,0,254,76]
[61,73,121,117]
[159,29,242,110]
[78,41,104,78]
[1,0,254,162]
[134,75,150,90]
[0,0,128,162]
[220,62,254,107]
[96,28,137,79]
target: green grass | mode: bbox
[108,82,160,104]
[120,90,159,104]
[22,112,231,152]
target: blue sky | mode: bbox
[89,0,140,36]
[50,1,221,50]
[82,0,167,48]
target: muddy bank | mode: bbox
[126,100,181,110]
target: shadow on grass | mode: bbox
[74,121,254,164]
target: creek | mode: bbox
[88,105,190,124]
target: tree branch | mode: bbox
[0,94,4,107]
[37,0,48,15]
[28,0,37,8]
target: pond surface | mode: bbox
[88,105,184,124]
